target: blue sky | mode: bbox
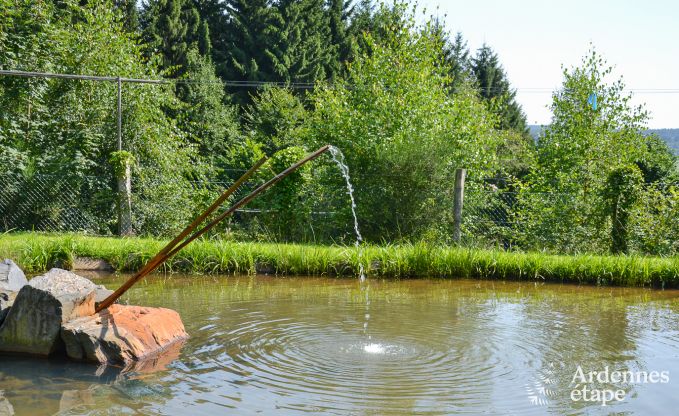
[417,0,679,127]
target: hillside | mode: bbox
[529,126,679,153]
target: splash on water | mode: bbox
[363,343,386,354]
[328,146,365,281]
[328,146,382,356]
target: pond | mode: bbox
[1,275,679,415]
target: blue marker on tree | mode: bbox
[587,92,597,110]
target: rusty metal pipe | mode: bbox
[95,145,331,312]
[95,156,267,312]
[161,145,331,260]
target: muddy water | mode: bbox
[1,275,679,415]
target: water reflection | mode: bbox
[0,341,184,415]
[1,275,678,415]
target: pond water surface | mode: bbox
[1,275,679,415]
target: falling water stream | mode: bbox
[328,146,364,280]
[327,146,384,354]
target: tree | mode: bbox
[192,0,229,66]
[0,0,200,235]
[471,44,528,135]
[327,0,356,77]
[429,21,471,93]
[142,0,211,75]
[635,134,678,184]
[220,0,345,104]
[244,87,308,155]
[603,165,643,254]
[301,19,502,242]
[443,32,472,92]
[113,0,140,32]
[143,0,240,186]
[349,0,411,55]
[176,50,241,175]
[268,0,334,83]
[516,48,652,253]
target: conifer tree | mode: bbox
[269,0,334,83]
[444,32,471,91]
[142,0,211,75]
[327,0,356,77]
[222,0,276,82]
[471,44,528,134]
[192,0,230,74]
[114,0,140,32]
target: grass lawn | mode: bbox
[1,232,678,287]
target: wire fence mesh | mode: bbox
[2,168,679,256]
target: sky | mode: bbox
[417,0,679,128]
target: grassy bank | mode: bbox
[1,232,678,287]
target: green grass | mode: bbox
[1,232,678,287]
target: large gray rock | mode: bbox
[0,290,18,327]
[0,269,97,356]
[0,259,27,292]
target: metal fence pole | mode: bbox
[453,168,466,243]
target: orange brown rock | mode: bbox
[61,304,188,365]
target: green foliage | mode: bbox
[471,44,528,135]
[0,0,198,235]
[268,0,335,83]
[113,0,140,32]
[2,0,678,259]
[142,0,211,75]
[302,16,501,242]
[327,0,357,77]
[516,48,653,253]
[253,146,312,241]
[635,134,678,184]
[217,0,413,104]
[603,165,643,253]
[109,150,136,178]
[244,87,308,154]
[631,185,679,256]
[175,50,241,171]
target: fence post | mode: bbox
[111,151,134,236]
[453,168,466,243]
[117,160,133,236]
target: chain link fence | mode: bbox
[2,167,679,255]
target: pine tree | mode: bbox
[269,0,334,83]
[113,0,140,32]
[471,44,528,134]
[142,0,211,75]
[192,0,230,74]
[327,0,356,77]
[444,32,471,91]
[221,0,279,82]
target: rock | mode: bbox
[93,285,114,309]
[0,269,97,356]
[72,257,113,272]
[0,259,27,292]
[60,389,94,414]
[61,304,188,365]
[0,391,14,416]
[0,290,18,327]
